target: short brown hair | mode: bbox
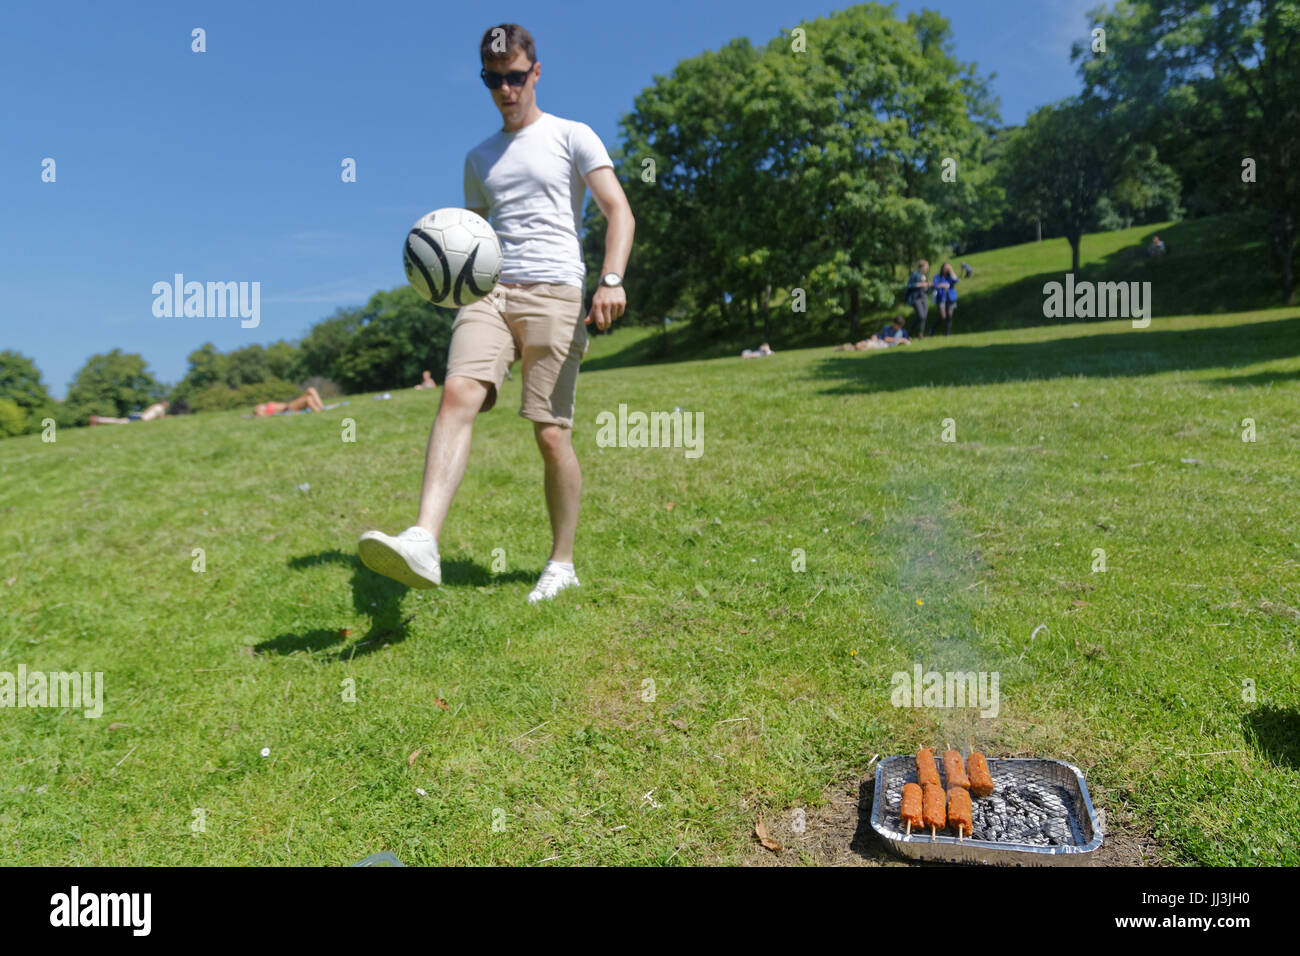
[480,24,535,65]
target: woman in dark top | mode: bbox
[905,259,931,337]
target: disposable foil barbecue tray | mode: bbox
[870,755,1103,865]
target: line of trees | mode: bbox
[583,1,1299,337]
[0,286,456,436]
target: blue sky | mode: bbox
[1,0,1099,398]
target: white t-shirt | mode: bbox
[463,112,613,288]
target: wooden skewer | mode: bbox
[905,821,911,838]
[930,825,936,841]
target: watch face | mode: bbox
[603,273,621,287]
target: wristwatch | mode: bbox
[600,272,623,288]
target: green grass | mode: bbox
[2,305,1298,866]
[955,214,1274,329]
[587,212,1280,370]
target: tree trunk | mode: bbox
[1278,213,1296,305]
[848,286,861,341]
[762,283,772,341]
[1070,234,1081,274]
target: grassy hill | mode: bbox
[1,230,1298,866]
[586,212,1276,370]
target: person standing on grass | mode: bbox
[905,259,931,337]
[359,23,635,605]
[933,262,959,336]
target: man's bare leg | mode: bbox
[534,422,581,563]
[415,375,489,539]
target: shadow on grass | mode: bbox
[1206,368,1300,388]
[812,315,1300,396]
[1242,705,1300,771]
[254,550,533,661]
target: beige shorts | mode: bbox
[446,282,587,427]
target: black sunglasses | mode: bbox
[480,64,534,90]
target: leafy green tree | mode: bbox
[170,343,229,403]
[1104,142,1183,228]
[0,351,52,417]
[1001,98,1114,273]
[332,287,456,393]
[597,37,763,333]
[297,307,365,383]
[599,4,998,340]
[0,398,26,438]
[66,349,162,420]
[1077,0,1300,301]
[264,341,301,382]
[224,344,272,387]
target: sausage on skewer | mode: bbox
[967,751,994,797]
[947,786,973,839]
[943,749,971,789]
[922,783,946,840]
[900,783,923,837]
[916,747,941,788]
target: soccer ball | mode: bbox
[403,208,502,307]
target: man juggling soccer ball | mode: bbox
[359,23,635,604]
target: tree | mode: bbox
[1078,0,1300,302]
[0,351,54,433]
[603,4,998,340]
[331,287,456,393]
[264,341,301,382]
[170,342,229,403]
[0,399,25,438]
[65,349,163,420]
[1102,143,1183,229]
[224,345,272,387]
[1001,99,1113,274]
[298,307,365,383]
[600,37,764,332]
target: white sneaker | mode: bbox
[358,526,441,589]
[527,562,580,604]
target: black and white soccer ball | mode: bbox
[403,208,502,307]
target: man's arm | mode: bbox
[584,166,635,330]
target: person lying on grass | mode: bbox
[89,400,169,424]
[832,317,910,351]
[254,386,325,417]
[833,339,877,351]
[741,342,774,359]
[879,315,910,345]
